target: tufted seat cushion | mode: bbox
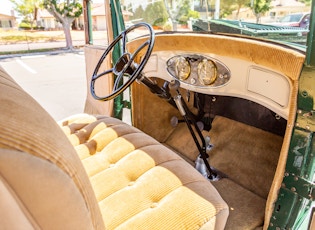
[0,66,228,229]
[58,114,229,229]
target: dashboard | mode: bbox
[143,51,292,119]
[127,34,305,120]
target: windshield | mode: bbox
[280,13,304,23]
[120,0,312,47]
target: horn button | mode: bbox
[113,53,134,75]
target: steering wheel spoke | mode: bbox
[92,68,114,81]
[121,32,128,54]
[113,73,126,91]
[130,40,150,62]
[90,23,155,101]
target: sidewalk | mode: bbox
[0,30,108,56]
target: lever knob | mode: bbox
[168,79,180,91]
[170,116,179,127]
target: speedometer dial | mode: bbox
[198,59,217,85]
[175,56,190,80]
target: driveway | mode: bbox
[0,52,87,121]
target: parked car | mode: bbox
[277,12,310,28]
[0,0,314,230]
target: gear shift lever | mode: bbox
[168,80,218,180]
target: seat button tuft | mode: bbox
[150,203,158,208]
[128,181,135,186]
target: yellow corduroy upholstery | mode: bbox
[0,66,228,229]
[59,114,229,229]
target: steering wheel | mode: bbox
[91,23,155,101]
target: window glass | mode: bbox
[122,0,312,47]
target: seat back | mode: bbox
[0,67,104,230]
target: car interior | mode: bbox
[124,31,305,229]
[0,22,306,229]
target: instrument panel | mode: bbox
[166,54,231,88]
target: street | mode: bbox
[0,52,87,121]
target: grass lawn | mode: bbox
[0,29,108,55]
[0,29,87,44]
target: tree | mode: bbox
[164,0,177,23]
[10,0,42,29]
[234,0,250,19]
[176,0,199,24]
[299,0,312,6]
[143,1,168,27]
[44,0,82,49]
[164,0,199,29]
[132,5,144,21]
[250,0,271,23]
[220,0,236,18]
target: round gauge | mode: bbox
[198,59,217,85]
[175,56,190,80]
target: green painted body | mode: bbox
[269,1,315,228]
[110,0,126,120]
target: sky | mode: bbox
[1,0,15,15]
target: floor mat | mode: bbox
[165,116,283,199]
[212,179,266,230]
[164,115,284,229]
[208,116,283,199]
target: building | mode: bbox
[90,3,107,30]
[37,3,132,31]
[38,9,63,30]
[0,13,16,29]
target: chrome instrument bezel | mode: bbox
[166,54,231,88]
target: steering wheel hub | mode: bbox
[113,53,133,75]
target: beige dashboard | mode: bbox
[128,33,305,119]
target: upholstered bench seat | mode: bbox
[58,114,229,229]
[0,66,228,229]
